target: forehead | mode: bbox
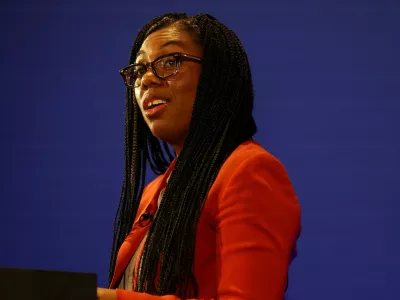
[137,26,201,60]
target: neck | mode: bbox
[171,142,183,156]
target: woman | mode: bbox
[97,13,301,300]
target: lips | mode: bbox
[142,94,170,118]
[142,94,170,110]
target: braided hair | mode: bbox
[108,13,257,298]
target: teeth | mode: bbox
[148,99,167,108]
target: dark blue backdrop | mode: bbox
[1,1,399,299]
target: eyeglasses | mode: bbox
[119,52,202,88]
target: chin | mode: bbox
[148,123,174,142]
[148,122,185,148]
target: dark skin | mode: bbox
[134,25,203,155]
[97,25,203,299]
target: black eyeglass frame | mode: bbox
[119,52,202,88]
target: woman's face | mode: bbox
[134,25,203,155]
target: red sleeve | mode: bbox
[115,153,301,300]
[214,153,301,299]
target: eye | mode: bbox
[164,58,176,67]
[159,56,177,70]
[133,65,146,77]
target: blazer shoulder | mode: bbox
[203,139,299,228]
[220,139,284,177]
[208,138,297,205]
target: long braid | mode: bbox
[109,12,257,297]
[108,85,171,283]
[108,12,182,285]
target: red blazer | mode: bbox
[109,139,301,300]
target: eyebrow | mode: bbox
[136,40,186,59]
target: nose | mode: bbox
[140,67,163,88]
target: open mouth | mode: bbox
[146,99,168,110]
[144,100,168,117]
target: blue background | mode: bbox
[1,0,399,299]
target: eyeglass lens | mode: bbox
[127,55,179,87]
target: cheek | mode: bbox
[134,92,145,115]
[173,73,200,106]
[134,91,141,107]
[170,86,196,124]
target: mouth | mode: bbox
[144,99,168,110]
[142,96,170,118]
